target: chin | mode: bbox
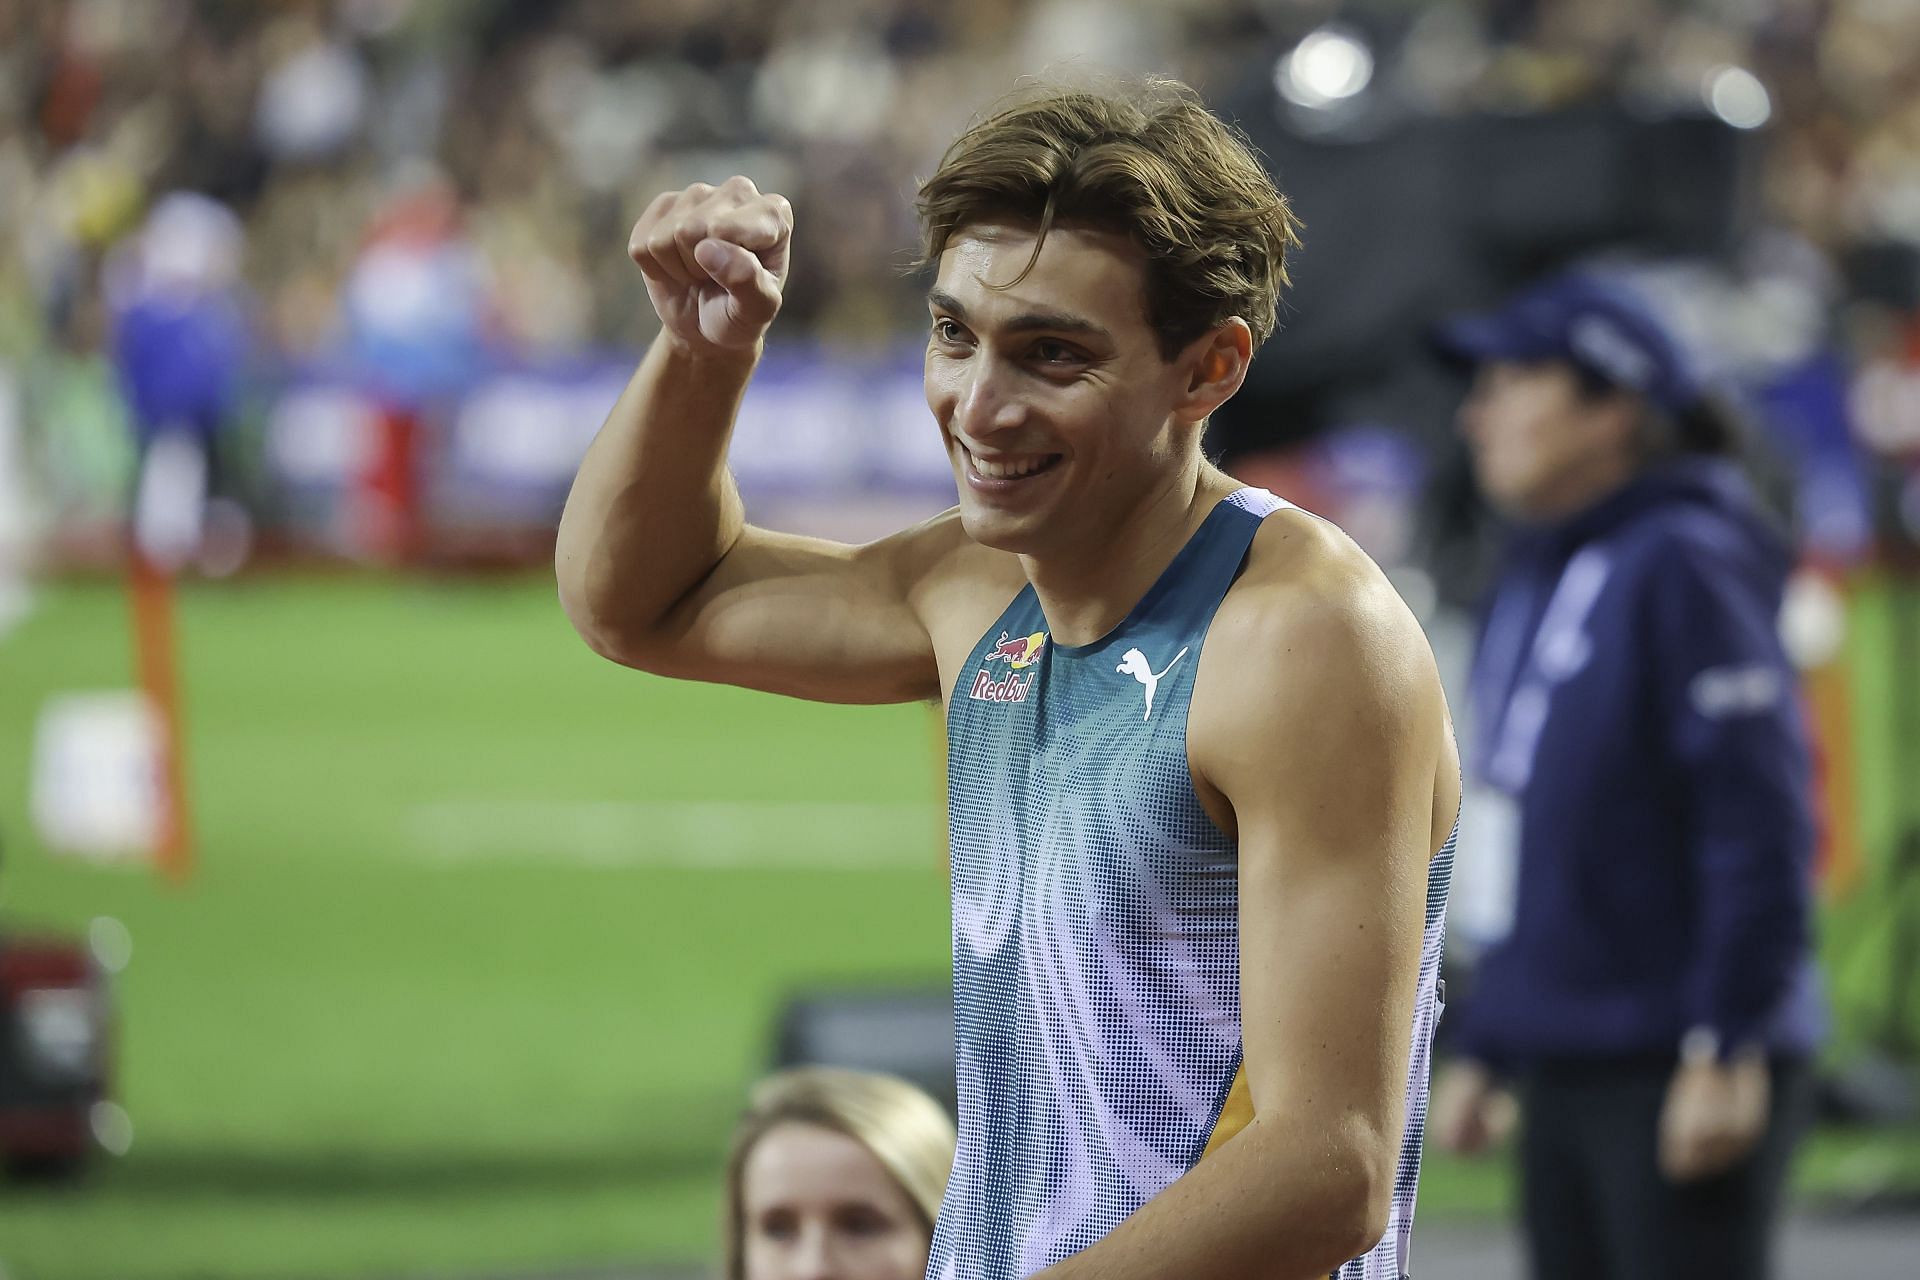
[1474,468,1529,519]
[956,500,1046,554]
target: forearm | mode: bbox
[555,333,757,652]
[1036,1114,1389,1280]
[1680,721,1816,1050]
[1686,830,1811,1049]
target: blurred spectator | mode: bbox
[1,0,1911,361]
[0,0,1915,565]
[1429,270,1823,1280]
[0,357,31,633]
[723,1066,955,1280]
[105,190,250,573]
[338,169,492,561]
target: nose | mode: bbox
[949,353,1027,444]
[789,1222,840,1280]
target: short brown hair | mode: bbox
[721,1067,956,1280]
[916,77,1302,360]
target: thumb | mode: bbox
[695,237,771,291]
[694,236,781,323]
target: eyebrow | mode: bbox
[927,289,1112,341]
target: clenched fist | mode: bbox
[629,176,793,355]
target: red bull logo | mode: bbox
[970,630,1047,704]
[984,630,1048,669]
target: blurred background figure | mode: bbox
[1430,270,1822,1280]
[723,1066,955,1280]
[0,352,33,636]
[105,191,250,576]
[339,169,493,565]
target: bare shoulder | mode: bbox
[886,506,1030,693]
[1208,507,1432,692]
[1191,507,1456,830]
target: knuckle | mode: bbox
[630,209,666,248]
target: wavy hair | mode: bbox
[917,77,1302,359]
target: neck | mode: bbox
[1020,454,1235,647]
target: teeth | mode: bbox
[971,452,1055,479]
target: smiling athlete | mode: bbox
[557,78,1457,1280]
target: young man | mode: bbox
[1430,271,1822,1280]
[557,80,1457,1280]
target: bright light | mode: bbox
[1706,65,1770,129]
[1276,27,1374,110]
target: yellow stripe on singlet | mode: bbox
[1200,1063,1254,1159]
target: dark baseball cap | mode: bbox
[1434,271,1703,414]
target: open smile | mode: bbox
[960,446,1065,488]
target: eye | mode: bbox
[1031,339,1084,366]
[755,1209,800,1242]
[834,1203,895,1236]
[932,317,968,344]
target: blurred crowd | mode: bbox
[5,0,1920,362]
[3,0,1920,562]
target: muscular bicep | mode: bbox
[616,522,944,704]
[1195,550,1450,1173]
[1235,755,1431,1143]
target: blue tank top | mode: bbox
[928,488,1453,1280]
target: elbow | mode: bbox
[554,559,614,657]
[1327,1160,1394,1266]
[563,608,643,669]
[1297,1131,1397,1271]
[555,563,663,671]
[1344,1166,1396,1264]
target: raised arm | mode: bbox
[555,178,947,704]
[1039,518,1456,1280]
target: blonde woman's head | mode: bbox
[723,1067,956,1280]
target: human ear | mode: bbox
[1176,319,1253,425]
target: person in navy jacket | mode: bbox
[1429,271,1823,1280]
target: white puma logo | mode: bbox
[1115,646,1188,721]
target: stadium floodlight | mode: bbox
[1705,65,1771,129]
[1275,26,1374,110]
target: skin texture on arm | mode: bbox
[555,177,1009,705]
[554,334,991,704]
[1037,512,1457,1280]
[553,332,755,659]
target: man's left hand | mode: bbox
[1658,1052,1769,1183]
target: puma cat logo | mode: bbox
[1116,646,1189,721]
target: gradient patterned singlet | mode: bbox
[928,488,1454,1280]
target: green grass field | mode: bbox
[0,573,955,1279]
[0,574,1914,1279]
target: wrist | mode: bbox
[1680,1025,1761,1068]
[656,328,763,372]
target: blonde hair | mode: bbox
[916,76,1302,359]
[722,1067,957,1280]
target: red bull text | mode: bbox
[971,630,1047,703]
